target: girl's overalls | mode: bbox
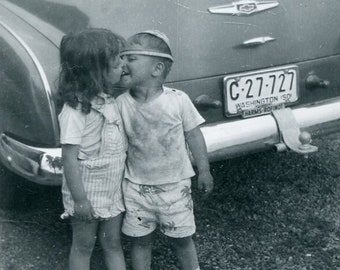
[61,96,126,219]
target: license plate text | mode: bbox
[224,66,298,116]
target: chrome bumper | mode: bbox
[1,98,340,185]
[201,98,340,162]
[0,134,62,185]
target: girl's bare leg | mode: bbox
[69,218,98,270]
[99,213,126,270]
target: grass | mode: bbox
[1,134,340,269]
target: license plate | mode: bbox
[224,65,299,117]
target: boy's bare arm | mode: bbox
[62,144,93,219]
[185,127,214,194]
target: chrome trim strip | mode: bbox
[242,36,276,46]
[0,20,59,139]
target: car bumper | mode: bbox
[201,97,340,162]
[1,98,339,185]
[0,134,62,185]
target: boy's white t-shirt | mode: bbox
[116,87,205,185]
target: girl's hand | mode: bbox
[197,171,214,196]
[74,200,94,221]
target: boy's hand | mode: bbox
[197,171,214,196]
[74,199,94,221]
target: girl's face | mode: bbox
[104,55,123,86]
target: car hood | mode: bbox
[6,0,340,82]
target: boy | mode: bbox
[117,30,214,270]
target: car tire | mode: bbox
[0,163,25,209]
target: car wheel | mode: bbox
[0,163,25,209]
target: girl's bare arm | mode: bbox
[62,144,93,219]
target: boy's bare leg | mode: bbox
[170,236,199,270]
[131,232,154,270]
[69,218,98,270]
[99,213,126,270]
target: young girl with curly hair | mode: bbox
[58,28,126,270]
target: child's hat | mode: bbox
[139,30,172,49]
[120,30,173,62]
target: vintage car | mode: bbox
[0,0,339,186]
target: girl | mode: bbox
[58,28,126,270]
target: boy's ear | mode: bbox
[152,61,165,77]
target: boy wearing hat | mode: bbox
[117,30,214,270]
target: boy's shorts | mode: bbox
[122,178,196,238]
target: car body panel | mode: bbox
[0,0,339,185]
[5,0,340,78]
[5,0,340,118]
[170,55,340,123]
[0,3,60,146]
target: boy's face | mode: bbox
[120,53,158,89]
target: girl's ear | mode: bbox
[152,61,165,77]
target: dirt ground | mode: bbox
[0,133,340,269]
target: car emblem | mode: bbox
[208,0,279,16]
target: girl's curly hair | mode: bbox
[58,28,125,114]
